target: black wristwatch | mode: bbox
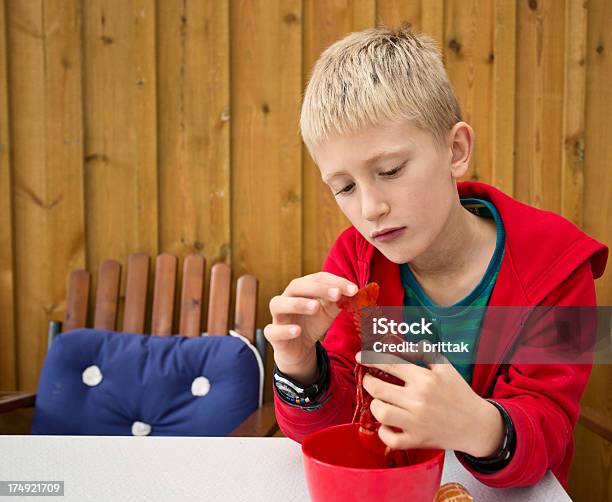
[460,399,516,473]
[273,341,331,410]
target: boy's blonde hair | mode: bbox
[300,25,462,153]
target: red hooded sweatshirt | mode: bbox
[274,181,609,489]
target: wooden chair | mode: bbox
[0,253,278,437]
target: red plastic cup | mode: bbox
[302,423,444,502]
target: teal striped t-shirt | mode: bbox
[399,198,505,384]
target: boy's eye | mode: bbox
[333,164,404,196]
[335,183,355,196]
[380,164,404,176]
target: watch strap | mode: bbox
[273,341,331,410]
[459,399,516,473]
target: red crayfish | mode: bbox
[337,282,411,468]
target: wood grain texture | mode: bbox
[228,402,278,437]
[122,253,149,333]
[93,260,120,330]
[0,390,35,413]
[157,0,230,334]
[515,0,566,212]
[0,407,34,434]
[569,0,612,497]
[207,262,230,336]
[569,423,612,502]
[302,0,375,277]
[0,0,16,390]
[8,0,85,391]
[376,0,421,31]
[491,0,516,196]
[83,0,158,332]
[445,0,495,185]
[63,269,90,332]
[231,0,303,400]
[560,0,587,227]
[583,0,612,304]
[234,274,258,343]
[179,254,205,338]
[579,405,612,443]
[151,254,177,336]
[421,0,444,50]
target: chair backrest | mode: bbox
[61,253,258,342]
[33,328,263,437]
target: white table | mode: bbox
[0,436,571,501]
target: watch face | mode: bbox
[275,381,298,397]
[273,371,303,390]
[273,342,330,405]
[274,371,319,397]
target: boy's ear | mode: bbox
[447,122,474,179]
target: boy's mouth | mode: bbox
[370,226,406,242]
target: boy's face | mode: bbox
[313,119,470,264]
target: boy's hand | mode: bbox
[357,349,505,458]
[264,273,359,385]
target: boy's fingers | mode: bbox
[263,323,300,343]
[307,273,359,296]
[362,374,408,408]
[269,296,321,318]
[377,424,412,451]
[369,399,410,430]
[284,272,359,301]
[283,280,346,303]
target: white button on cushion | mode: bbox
[191,376,211,397]
[82,365,103,387]
[132,421,152,436]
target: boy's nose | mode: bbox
[361,195,390,221]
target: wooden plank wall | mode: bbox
[84,0,159,332]
[0,0,16,391]
[570,0,612,500]
[7,0,86,392]
[0,1,609,498]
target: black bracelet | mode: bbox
[273,341,331,410]
[459,399,516,473]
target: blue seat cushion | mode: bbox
[32,329,261,436]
